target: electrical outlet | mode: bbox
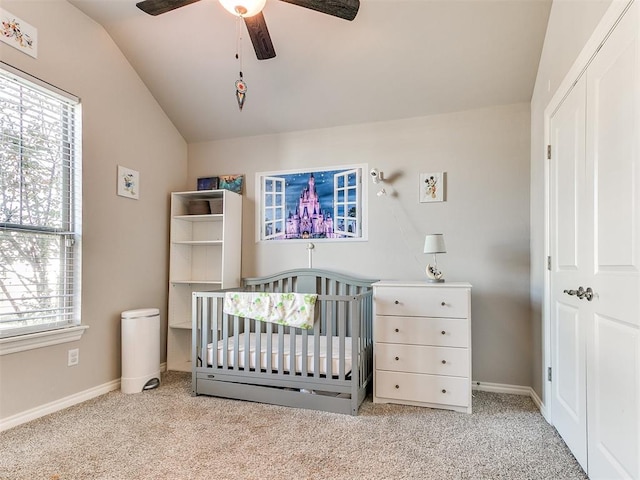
[68,348,79,366]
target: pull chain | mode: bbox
[235,16,247,110]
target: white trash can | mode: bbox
[121,308,161,394]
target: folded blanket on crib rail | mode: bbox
[223,292,318,329]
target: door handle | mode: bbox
[563,286,594,301]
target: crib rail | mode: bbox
[193,291,371,384]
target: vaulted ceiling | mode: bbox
[69,0,552,142]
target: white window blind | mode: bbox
[0,62,82,338]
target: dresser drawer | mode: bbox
[376,343,469,377]
[375,316,469,347]
[375,370,470,407]
[374,286,469,318]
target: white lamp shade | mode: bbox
[219,0,267,16]
[424,234,446,254]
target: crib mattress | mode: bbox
[207,333,353,376]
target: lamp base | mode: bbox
[425,264,444,282]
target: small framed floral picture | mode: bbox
[420,172,445,203]
[117,165,139,200]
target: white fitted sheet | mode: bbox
[207,333,353,376]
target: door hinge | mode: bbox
[547,145,552,160]
[547,367,552,382]
[547,256,551,271]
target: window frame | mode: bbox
[0,62,85,353]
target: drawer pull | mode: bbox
[395,356,399,361]
[394,300,400,305]
[441,330,446,335]
[395,384,400,389]
[441,389,447,394]
[441,360,447,364]
[395,328,399,333]
[441,301,446,306]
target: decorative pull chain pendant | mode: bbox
[235,76,247,111]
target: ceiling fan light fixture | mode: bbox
[219,0,266,17]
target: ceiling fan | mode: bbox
[135,0,360,60]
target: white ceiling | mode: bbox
[69,0,552,142]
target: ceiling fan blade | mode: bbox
[278,0,359,21]
[244,12,276,60]
[136,0,201,16]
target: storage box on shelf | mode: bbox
[167,190,242,372]
[373,280,472,413]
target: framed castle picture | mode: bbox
[256,164,368,242]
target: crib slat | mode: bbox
[255,319,262,371]
[325,299,333,378]
[289,327,296,376]
[313,307,321,378]
[339,300,346,380]
[266,322,273,372]
[277,324,285,375]
[222,304,229,369]
[301,328,308,377]
[233,315,240,371]
[244,317,251,371]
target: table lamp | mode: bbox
[423,234,446,282]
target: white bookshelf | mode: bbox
[166,189,242,372]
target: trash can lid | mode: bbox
[121,308,160,319]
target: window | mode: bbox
[0,62,82,342]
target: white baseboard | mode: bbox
[472,380,531,396]
[0,378,120,432]
[472,380,546,416]
[1,362,168,432]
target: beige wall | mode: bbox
[0,1,187,421]
[529,0,612,400]
[189,103,532,387]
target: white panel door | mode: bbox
[585,2,640,478]
[549,75,588,471]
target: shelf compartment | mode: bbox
[171,217,223,243]
[170,243,223,281]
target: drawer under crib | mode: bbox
[375,343,469,377]
[375,370,470,407]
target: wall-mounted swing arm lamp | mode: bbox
[370,168,383,184]
[370,167,389,196]
[424,234,446,282]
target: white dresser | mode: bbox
[373,281,472,413]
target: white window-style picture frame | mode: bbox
[420,172,445,203]
[255,164,367,242]
[117,166,139,200]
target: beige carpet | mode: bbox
[0,372,586,480]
